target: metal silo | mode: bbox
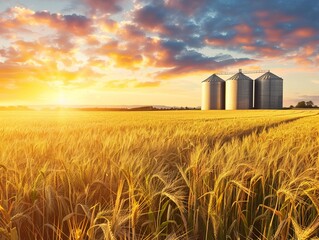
[225,69,253,110]
[255,71,283,109]
[201,74,225,110]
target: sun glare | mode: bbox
[57,91,68,106]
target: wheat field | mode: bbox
[0,110,319,239]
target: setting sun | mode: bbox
[57,91,68,106]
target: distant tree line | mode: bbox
[0,106,200,111]
[290,101,318,108]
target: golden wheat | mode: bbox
[0,110,318,239]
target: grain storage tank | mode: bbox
[255,71,283,109]
[225,69,253,110]
[201,74,225,110]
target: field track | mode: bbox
[0,110,319,239]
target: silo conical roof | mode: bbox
[227,71,252,81]
[202,74,224,83]
[256,71,283,81]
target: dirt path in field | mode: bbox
[222,113,319,144]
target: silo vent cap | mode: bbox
[202,74,225,82]
[256,71,283,81]
[227,72,253,81]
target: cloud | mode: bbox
[192,1,319,62]
[91,30,256,78]
[0,59,100,90]
[0,62,40,82]
[132,3,203,47]
[118,23,146,41]
[153,48,256,79]
[108,52,143,69]
[0,40,77,67]
[82,0,123,14]
[0,36,104,97]
[98,18,118,32]
[164,0,206,15]
[96,40,144,69]
[135,81,161,88]
[133,4,168,34]
[0,7,93,36]
[32,11,93,36]
[1,0,319,103]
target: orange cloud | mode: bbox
[205,38,228,47]
[1,40,76,70]
[164,0,206,15]
[135,81,161,88]
[255,10,295,27]
[245,65,263,71]
[108,52,143,69]
[294,56,313,66]
[242,45,257,52]
[286,40,319,66]
[303,45,316,56]
[0,7,93,36]
[292,28,316,38]
[98,18,118,32]
[258,47,283,57]
[95,37,149,69]
[234,24,253,35]
[83,0,123,14]
[264,28,283,43]
[33,12,93,36]
[0,63,39,82]
[232,36,252,45]
[118,24,146,41]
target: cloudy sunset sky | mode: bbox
[0,0,318,107]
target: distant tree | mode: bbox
[296,101,306,108]
[289,105,294,109]
[295,100,316,108]
[306,101,314,108]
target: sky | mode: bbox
[0,0,318,107]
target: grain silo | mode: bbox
[225,69,253,110]
[201,74,225,110]
[255,71,283,109]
